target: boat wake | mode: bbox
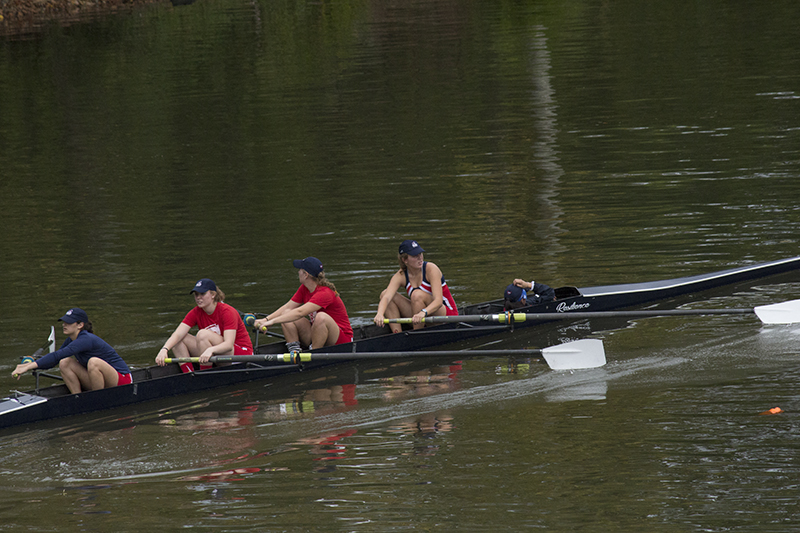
[259,354,687,438]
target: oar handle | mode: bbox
[243,313,269,333]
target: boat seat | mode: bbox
[554,286,581,299]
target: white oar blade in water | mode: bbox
[542,339,606,370]
[754,299,800,324]
[47,326,55,353]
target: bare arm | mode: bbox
[409,263,446,326]
[373,271,405,326]
[12,360,39,379]
[513,278,534,290]
[256,301,321,329]
[421,262,445,315]
[156,322,192,365]
[253,299,301,329]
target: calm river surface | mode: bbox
[2,0,800,530]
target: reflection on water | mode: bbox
[379,363,462,401]
[388,413,455,457]
[543,372,608,402]
[293,428,358,471]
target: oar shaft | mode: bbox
[166,348,545,365]
[164,339,605,370]
[385,308,755,325]
[23,333,55,362]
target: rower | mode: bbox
[11,308,132,394]
[254,257,353,354]
[155,278,254,370]
[504,279,556,311]
[373,239,459,333]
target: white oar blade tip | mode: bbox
[754,299,800,324]
[542,339,606,370]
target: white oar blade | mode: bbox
[754,299,800,324]
[542,339,606,370]
[48,326,55,353]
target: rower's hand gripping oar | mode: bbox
[13,326,55,379]
[165,338,606,371]
[243,313,285,339]
[385,299,800,325]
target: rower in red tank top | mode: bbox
[373,240,459,334]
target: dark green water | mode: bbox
[2,0,800,530]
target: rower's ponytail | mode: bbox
[398,253,409,272]
[314,273,338,295]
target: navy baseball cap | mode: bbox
[503,284,526,302]
[59,308,89,324]
[398,240,425,256]
[293,257,323,278]
[190,278,217,294]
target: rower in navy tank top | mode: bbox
[404,261,458,315]
[374,239,459,333]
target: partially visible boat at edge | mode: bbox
[2,255,799,430]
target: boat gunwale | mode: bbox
[578,256,800,297]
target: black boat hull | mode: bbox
[0,362,305,430]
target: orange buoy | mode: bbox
[760,407,783,415]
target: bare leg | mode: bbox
[59,358,89,394]
[291,318,313,348]
[87,357,120,390]
[383,291,414,334]
[172,334,198,359]
[280,321,301,344]
[310,312,341,348]
[196,329,229,354]
[409,290,434,330]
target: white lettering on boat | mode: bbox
[556,302,591,312]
